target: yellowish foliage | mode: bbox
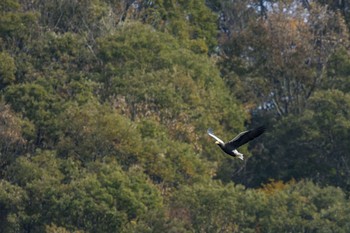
[260,179,296,195]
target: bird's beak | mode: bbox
[215,141,220,144]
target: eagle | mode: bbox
[207,126,266,160]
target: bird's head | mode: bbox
[215,141,224,149]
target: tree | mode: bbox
[0,52,16,89]
[0,102,31,177]
[0,180,27,232]
[56,101,142,165]
[4,82,64,147]
[315,0,350,30]
[171,180,350,233]
[219,1,349,117]
[240,89,350,191]
[0,0,38,48]
[96,22,246,155]
[324,47,350,92]
[171,181,263,232]
[137,0,218,53]
[23,0,109,34]
[130,117,214,187]
[3,151,164,232]
[259,180,350,232]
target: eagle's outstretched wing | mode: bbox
[207,128,225,145]
[227,126,266,149]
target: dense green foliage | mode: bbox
[1,0,350,232]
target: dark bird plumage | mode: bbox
[207,126,266,160]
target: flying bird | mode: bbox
[207,126,266,160]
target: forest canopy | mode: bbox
[0,0,350,232]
